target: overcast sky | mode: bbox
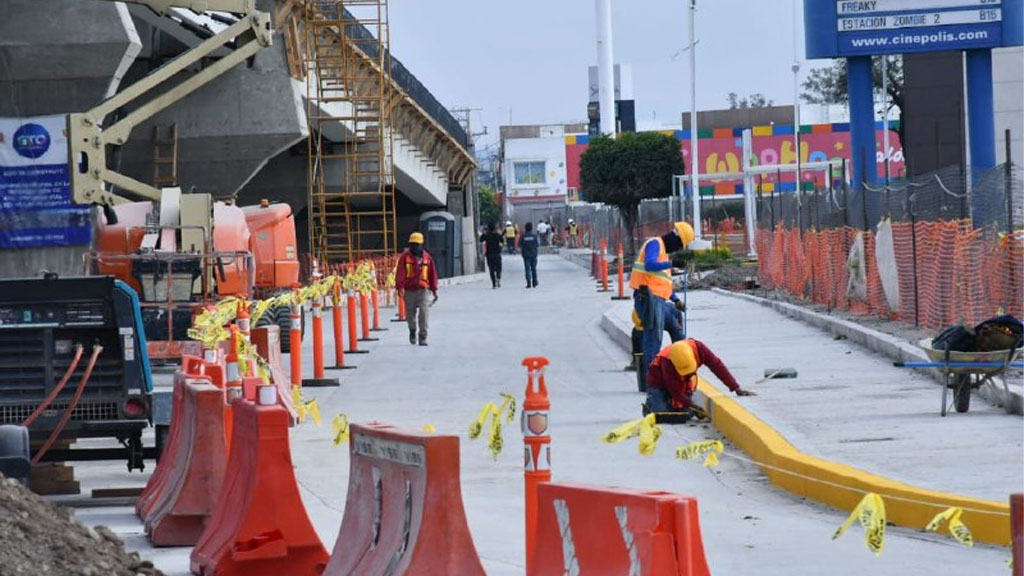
[388,0,822,153]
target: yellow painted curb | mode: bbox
[694,379,1011,546]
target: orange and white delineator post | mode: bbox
[225,326,243,403]
[347,288,368,354]
[521,356,551,575]
[598,238,610,292]
[331,281,355,370]
[302,288,340,387]
[289,298,303,387]
[358,290,377,342]
[612,241,630,300]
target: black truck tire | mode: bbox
[253,304,305,354]
[954,374,972,413]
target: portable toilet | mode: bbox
[419,211,460,279]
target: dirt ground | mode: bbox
[0,475,163,576]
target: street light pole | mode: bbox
[688,0,701,240]
[792,0,802,200]
[596,0,616,138]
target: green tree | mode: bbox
[579,132,685,254]
[477,185,501,229]
[727,92,773,109]
[802,55,904,144]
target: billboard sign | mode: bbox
[806,0,1023,58]
[0,115,90,248]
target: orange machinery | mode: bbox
[89,197,301,360]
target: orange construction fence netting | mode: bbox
[755,221,1023,332]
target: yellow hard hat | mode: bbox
[666,340,698,376]
[674,222,695,247]
[409,232,424,244]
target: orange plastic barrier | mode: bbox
[190,400,328,576]
[137,369,188,519]
[322,423,486,576]
[146,378,228,546]
[1013,493,1023,576]
[530,482,710,576]
[251,326,299,418]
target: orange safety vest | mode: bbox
[404,254,430,289]
[629,237,673,299]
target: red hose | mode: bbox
[22,344,84,428]
[32,345,102,465]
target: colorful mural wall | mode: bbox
[565,122,904,197]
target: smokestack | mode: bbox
[595,0,615,137]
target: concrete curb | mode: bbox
[599,306,1011,545]
[709,288,1023,416]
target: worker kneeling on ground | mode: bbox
[631,222,693,371]
[643,339,755,415]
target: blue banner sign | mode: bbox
[0,115,91,248]
[806,0,1022,57]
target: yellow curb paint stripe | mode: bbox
[694,378,1010,545]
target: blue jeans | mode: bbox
[645,387,673,412]
[523,256,538,286]
[634,289,666,371]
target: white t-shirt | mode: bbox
[536,222,549,234]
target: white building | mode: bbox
[500,124,575,220]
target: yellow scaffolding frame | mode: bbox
[305,0,396,265]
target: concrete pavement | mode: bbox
[71,253,1015,575]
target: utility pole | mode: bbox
[688,0,701,240]
[595,0,616,137]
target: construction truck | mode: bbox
[89,194,302,359]
[0,0,280,475]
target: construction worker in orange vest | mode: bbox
[395,232,439,346]
[643,339,755,415]
[630,222,694,371]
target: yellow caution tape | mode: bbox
[925,507,973,547]
[488,413,503,460]
[292,386,307,423]
[469,402,496,440]
[602,414,661,456]
[422,424,436,433]
[331,414,350,446]
[832,493,886,556]
[675,440,724,468]
[306,398,322,427]
[468,394,515,459]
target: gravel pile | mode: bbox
[0,475,163,576]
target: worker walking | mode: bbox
[643,338,755,415]
[520,222,540,288]
[630,222,694,371]
[480,223,504,288]
[395,232,439,346]
[504,220,517,254]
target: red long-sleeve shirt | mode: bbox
[646,339,740,409]
[395,249,439,292]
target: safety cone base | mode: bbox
[370,328,388,332]
[346,349,370,354]
[301,377,341,388]
[357,338,379,342]
[611,296,630,300]
[330,365,357,371]
[390,319,405,323]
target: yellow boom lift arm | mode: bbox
[67,0,272,207]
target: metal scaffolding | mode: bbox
[306,0,397,265]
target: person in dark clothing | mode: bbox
[520,222,539,288]
[480,223,504,288]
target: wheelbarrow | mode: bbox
[895,339,1022,416]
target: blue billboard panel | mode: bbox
[0,115,91,248]
[806,0,1022,58]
